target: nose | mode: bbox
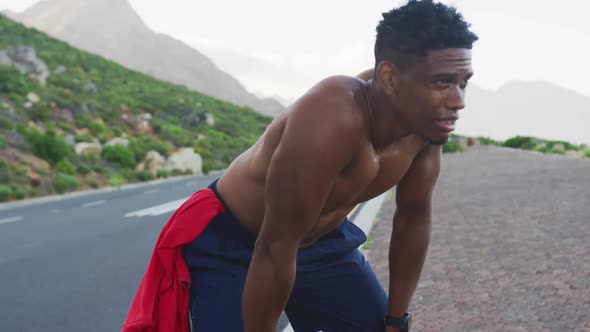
[446,86,466,111]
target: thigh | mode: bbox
[286,249,388,332]
[188,265,248,332]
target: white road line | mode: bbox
[143,189,161,194]
[125,197,189,218]
[82,200,106,208]
[0,216,23,225]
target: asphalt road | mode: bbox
[0,174,221,332]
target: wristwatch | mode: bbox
[384,312,412,332]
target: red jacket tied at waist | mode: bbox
[122,188,224,332]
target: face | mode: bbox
[387,48,473,144]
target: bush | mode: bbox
[0,160,10,183]
[503,136,537,150]
[56,159,76,175]
[0,184,12,202]
[478,137,501,146]
[108,175,126,187]
[11,185,26,199]
[101,145,136,169]
[156,169,170,178]
[88,179,99,188]
[75,133,94,143]
[76,164,91,175]
[52,173,80,194]
[583,150,590,158]
[25,126,70,164]
[136,170,154,182]
[0,136,6,149]
[88,120,107,135]
[129,135,170,162]
[12,165,28,175]
[443,141,464,153]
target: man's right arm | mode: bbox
[241,87,362,332]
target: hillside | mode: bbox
[0,15,272,202]
[11,0,284,117]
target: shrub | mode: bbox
[478,137,501,146]
[0,136,6,149]
[136,170,154,182]
[156,169,170,178]
[0,184,12,202]
[56,158,76,175]
[583,150,590,158]
[25,127,70,164]
[76,164,91,175]
[88,120,107,135]
[12,165,28,175]
[75,133,94,143]
[129,135,170,162]
[101,145,136,169]
[0,160,10,183]
[88,179,99,188]
[443,141,464,153]
[548,147,566,155]
[10,185,26,199]
[108,175,126,187]
[52,173,80,194]
[503,136,537,150]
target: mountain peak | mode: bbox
[11,0,283,116]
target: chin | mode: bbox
[422,133,450,145]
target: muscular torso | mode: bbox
[217,78,428,245]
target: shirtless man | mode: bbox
[183,1,478,331]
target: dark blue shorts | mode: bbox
[183,180,387,331]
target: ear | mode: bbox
[375,61,401,95]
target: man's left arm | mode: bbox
[386,144,441,329]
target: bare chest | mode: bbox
[323,139,425,211]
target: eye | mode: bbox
[460,79,469,89]
[435,79,452,85]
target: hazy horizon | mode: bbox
[2,0,589,101]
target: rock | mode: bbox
[137,150,166,174]
[52,108,74,123]
[75,142,102,157]
[64,134,76,146]
[54,66,67,74]
[165,148,202,175]
[84,81,97,93]
[24,101,33,109]
[27,92,40,103]
[0,46,50,85]
[27,171,42,188]
[135,120,152,133]
[138,113,152,121]
[105,137,129,147]
[205,113,215,126]
[552,144,566,153]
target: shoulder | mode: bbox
[286,75,368,143]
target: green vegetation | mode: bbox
[0,15,271,201]
[443,140,464,153]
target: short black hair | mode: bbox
[375,0,478,69]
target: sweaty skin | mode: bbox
[216,48,473,332]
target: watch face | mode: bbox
[404,313,412,332]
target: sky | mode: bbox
[1,0,589,101]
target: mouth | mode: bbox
[435,117,458,132]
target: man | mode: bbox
[124,1,478,331]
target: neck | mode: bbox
[365,79,412,149]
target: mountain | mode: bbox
[0,15,271,201]
[459,82,590,145]
[11,0,284,116]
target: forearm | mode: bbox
[387,211,431,317]
[242,245,296,332]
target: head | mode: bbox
[373,0,478,144]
